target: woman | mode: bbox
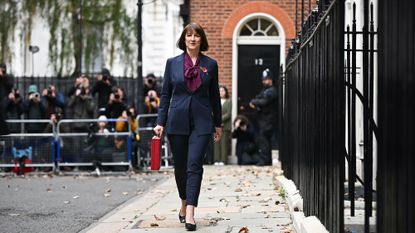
[213,85,231,165]
[154,22,222,231]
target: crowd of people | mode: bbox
[1,61,278,168]
[0,64,161,135]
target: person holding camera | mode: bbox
[91,68,117,115]
[2,88,24,133]
[106,87,127,121]
[67,75,90,97]
[144,90,160,127]
[232,115,259,165]
[143,73,161,97]
[23,85,46,133]
[0,63,14,135]
[67,83,95,132]
[41,85,65,121]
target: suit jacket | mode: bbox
[157,53,222,135]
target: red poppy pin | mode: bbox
[200,66,208,73]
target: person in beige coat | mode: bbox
[214,85,231,165]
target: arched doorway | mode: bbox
[232,14,285,135]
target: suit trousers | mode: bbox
[168,132,211,206]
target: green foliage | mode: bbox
[0,0,136,75]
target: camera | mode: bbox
[114,93,120,99]
[239,120,246,127]
[47,87,53,97]
[102,75,108,81]
[80,87,87,96]
[149,96,156,102]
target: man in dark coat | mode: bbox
[249,68,278,166]
[0,63,14,135]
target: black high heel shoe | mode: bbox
[185,222,196,231]
[179,213,186,223]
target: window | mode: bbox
[239,18,279,37]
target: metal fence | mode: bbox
[12,75,141,107]
[377,0,415,232]
[0,114,172,173]
[344,2,378,233]
[280,1,344,233]
[56,118,132,170]
[0,119,56,169]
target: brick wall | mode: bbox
[189,0,305,91]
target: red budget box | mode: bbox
[150,136,161,171]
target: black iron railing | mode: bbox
[378,0,415,232]
[344,2,378,233]
[280,0,344,232]
[12,75,144,108]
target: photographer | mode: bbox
[67,84,95,132]
[23,85,46,133]
[0,63,13,135]
[106,87,127,123]
[67,75,89,98]
[91,68,117,115]
[143,90,160,127]
[143,73,160,97]
[2,88,24,133]
[232,115,259,165]
[41,85,65,120]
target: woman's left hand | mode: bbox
[214,127,222,142]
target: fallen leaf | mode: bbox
[122,192,129,196]
[64,201,70,204]
[234,188,243,192]
[104,193,111,198]
[8,213,20,216]
[154,215,166,221]
[106,188,112,193]
[239,226,249,233]
[73,195,80,199]
[46,188,52,192]
[150,223,159,227]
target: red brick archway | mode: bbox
[222,2,295,39]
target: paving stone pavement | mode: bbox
[82,166,294,233]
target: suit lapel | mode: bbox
[199,55,208,85]
[177,53,185,83]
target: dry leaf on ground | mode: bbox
[153,215,166,221]
[239,226,249,233]
[150,223,159,227]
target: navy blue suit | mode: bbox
[157,53,222,206]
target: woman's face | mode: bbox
[185,30,201,52]
[219,87,227,99]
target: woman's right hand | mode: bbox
[153,125,164,137]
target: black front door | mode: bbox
[237,45,280,132]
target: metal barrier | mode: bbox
[135,114,172,169]
[0,119,56,169]
[56,118,132,169]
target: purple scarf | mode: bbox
[184,52,202,92]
